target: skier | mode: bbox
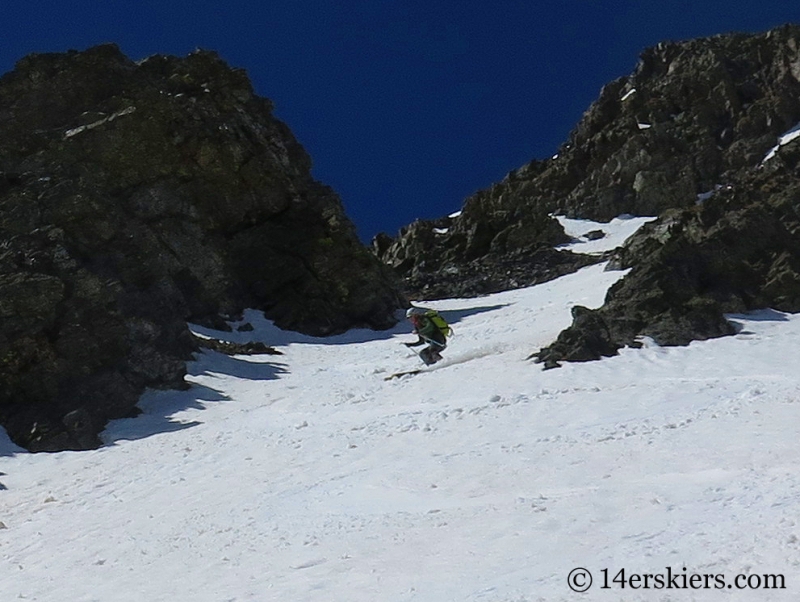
[404,306,450,365]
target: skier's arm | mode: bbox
[405,336,425,347]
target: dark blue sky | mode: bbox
[3,2,799,240]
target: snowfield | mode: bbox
[1,218,800,601]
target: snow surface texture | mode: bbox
[2,217,800,601]
[555,214,656,255]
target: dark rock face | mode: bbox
[374,201,597,300]
[378,24,800,366]
[376,25,800,303]
[537,154,800,365]
[551,25,800,220]
[0,45,404,451]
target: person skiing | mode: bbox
[404,306,449,365]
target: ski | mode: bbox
[383,369,423,380]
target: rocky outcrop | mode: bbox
[375,24,800,366]
[374,200,598,299]
[0,45,404,451]
[376,25,800,302]
[536,144,800,365]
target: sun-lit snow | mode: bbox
[555,214,657,255]
[1,217,799,601]
[762,122,800,163]
[63,106,137,139]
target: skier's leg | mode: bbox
[425,344,443,364]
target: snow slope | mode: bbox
[763,122,800,163]
[1,218,800,601]
[555,214,657,255]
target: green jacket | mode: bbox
[412,315,446,345]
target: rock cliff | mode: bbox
[0,45,404,451]
[376,25,800,364]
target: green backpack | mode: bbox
[426,310,453,338]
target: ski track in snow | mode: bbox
[2,219,800,601]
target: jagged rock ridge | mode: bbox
[0,45,405,451]
[376,24,800,363]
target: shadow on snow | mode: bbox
[191,304,512,347]
[188,349,289,381]
[102,350,288,445]
[726,308,790,335]
[438,304,511,325]
[0,430,25,459]
[102,303,509,446]
[101,382,228,445]
[726,308,790,323]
